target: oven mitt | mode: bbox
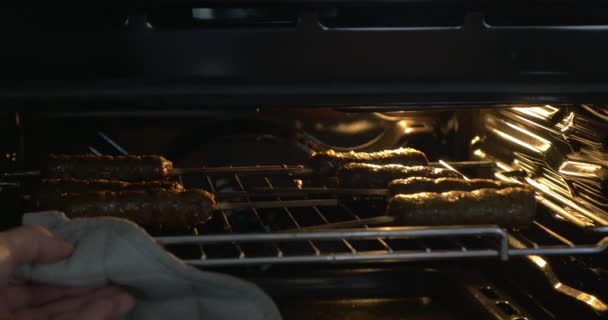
[15,211,282,320]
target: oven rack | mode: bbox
[148,165,608,267]
[156,224,608,267]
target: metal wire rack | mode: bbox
[153,167,608,267]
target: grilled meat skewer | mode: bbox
[387,177,524,197]
[35,178,185,208]
[39,178,184,194]
[338,163,463,188]
[46,154,173,181]
[55,189,216,227]
[309,148,429,176]
[386,187,536,227]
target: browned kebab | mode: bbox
[386,187,536,228]
[45,154,174,181]
[338,174,537,227]
[35,178,185,209]
[387,177,523,196]
[309,148,429,176]
[286,177,536,229]
[336,163,464,188]
[38,178,185,194]
[57,189,217,228]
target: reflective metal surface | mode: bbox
[473,105,608,228]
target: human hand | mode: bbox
[0,225,134,320]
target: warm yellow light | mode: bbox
[512,105,559,120]
[470,136,481,145]
[495,162,512,172]
[559,161,602,178]
[504,122,552,152]
[529,255,547,268]
[559,112,575,133]
[492,128,550,154]
[473,149,486,158]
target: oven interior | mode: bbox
[1,106,607,319]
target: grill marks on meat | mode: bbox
[338,163,463,188]
[387,177,525,197]
[309,148,429,176]
[46,154,173,181]
[58,189,216,227]
[386,187,536,227]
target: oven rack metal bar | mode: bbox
[155,225,608,266]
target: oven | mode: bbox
[1,2,608,320]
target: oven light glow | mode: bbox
[578,293,608,312]
[529,255,547,268]
[473,149,486,158]
[334,121,375,134]
[504,122,552,152]
[492,129,550,154]
[553,283,608,312]
[525,177,607,225]
[512,105,559,120]
[439,160,468,180]
[558,161,602,178]
[495,162,512,172]
[470,136,481,145]
[398,120,414,134]
[559,112,575,133]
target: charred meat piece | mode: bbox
[46,154,173,181]
[309,148,429,176]
[338,163,462,188]
[36,178,185,208]
[39,178,184,193]
[53,189,216,227]
[388,177,525,197]
[386,187,536,227]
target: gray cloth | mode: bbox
[16,211,281,320]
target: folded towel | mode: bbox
[16,211,282,320]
